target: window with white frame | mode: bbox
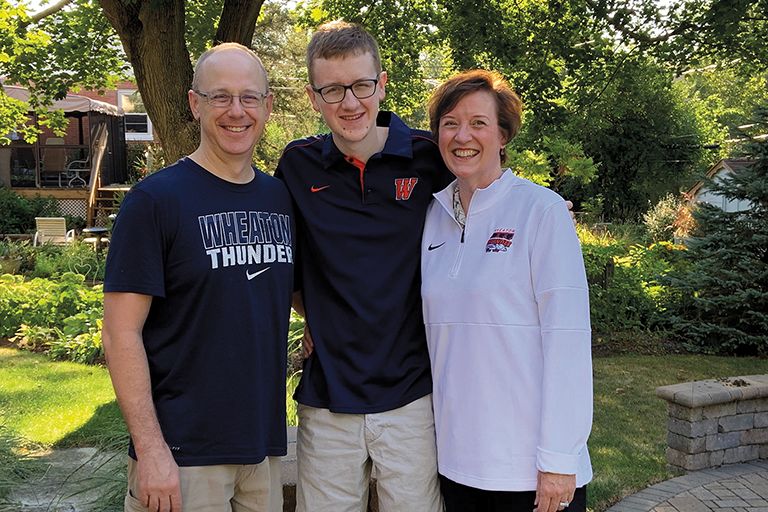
[118,89,153,141]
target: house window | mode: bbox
[118,90,153,141]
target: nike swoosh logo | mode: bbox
[428,242,446,251]
[310,185,330,192]
[246,267,270,280]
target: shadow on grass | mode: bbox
[55,400,127,450]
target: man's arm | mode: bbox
[102,292,182,512]
[292,291,314,358]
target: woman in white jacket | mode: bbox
[421,69,593,512]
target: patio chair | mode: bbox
[33,217,75,246]
[41,138,67,187]
[65,149,93,187]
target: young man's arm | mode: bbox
[103,292,182,512]
[292,291,315,358]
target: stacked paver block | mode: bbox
[656,375,768,471]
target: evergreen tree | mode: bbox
[663,107,768,355]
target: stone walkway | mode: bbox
[607,460,768,512]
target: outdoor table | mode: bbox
[82,226,109,253]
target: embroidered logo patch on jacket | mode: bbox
[394,177,418,200]
[485,229,515,253]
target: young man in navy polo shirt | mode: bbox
[275,21,449,512]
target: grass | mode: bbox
[589,353,768,510]
[0,427,45,502]
[0,346,125,505]
[1,346,767,510]
[0,347,124,447]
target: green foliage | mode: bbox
[47,315,103,365]
[286,310,305,426]
[580,237,655,333]
[643,193,684,243]
[0,0,123,143]
[676,67,768,136]
[509,135,597,190]
[0,188,60,234]
[0,273,103,365]
[568,55,706,221]
[29,242,106,283]
[184,0,225,60]
[655,0,768,72]
[578,225,686,334]
[661,109,768,355]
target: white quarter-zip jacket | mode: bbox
[421,170,593,491]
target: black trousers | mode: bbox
[440,474,587,512]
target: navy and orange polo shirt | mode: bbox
[275,111,452,413]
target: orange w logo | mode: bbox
[394,177,419,200]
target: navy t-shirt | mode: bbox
[104,158,294,466]
[276,111,452,413]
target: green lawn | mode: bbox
[0,347,124,447]
[590,354,768,510]
[1,346,766,510]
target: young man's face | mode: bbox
[306,52,387,150]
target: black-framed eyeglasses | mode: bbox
[194,90,270,108]
[311,76,380,104]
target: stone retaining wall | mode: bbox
[656,375,768,471]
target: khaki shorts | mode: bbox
[296,394,442,512]
[124,456,282,512]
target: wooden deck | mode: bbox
[13,188,89,200]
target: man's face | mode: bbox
[188,49,273,162]
[306,52,387,150]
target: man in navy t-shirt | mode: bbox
[103,43,293,512]
[275,21,450,512]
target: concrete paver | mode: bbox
[608,463,768,512]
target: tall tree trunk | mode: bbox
[215,0,265,45]
[97,0,264,164]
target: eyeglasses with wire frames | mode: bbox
[311,75,381,104]
[194,90,270,108]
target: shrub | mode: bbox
[0,273,103,339]
[0,188,60,234]
[1,274,104,363]
[578,225,686,335]
[0,187,32,234]
[47,317,103,364]
[643,193,683,242]
[29,242,106,283]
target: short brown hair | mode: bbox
[306,20,382,84]
[428,69,523,163]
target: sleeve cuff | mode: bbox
[537,446,580,475]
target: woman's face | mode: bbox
[437,90,506,186]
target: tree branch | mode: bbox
[28,0,73,24]
[584,0,696,44]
